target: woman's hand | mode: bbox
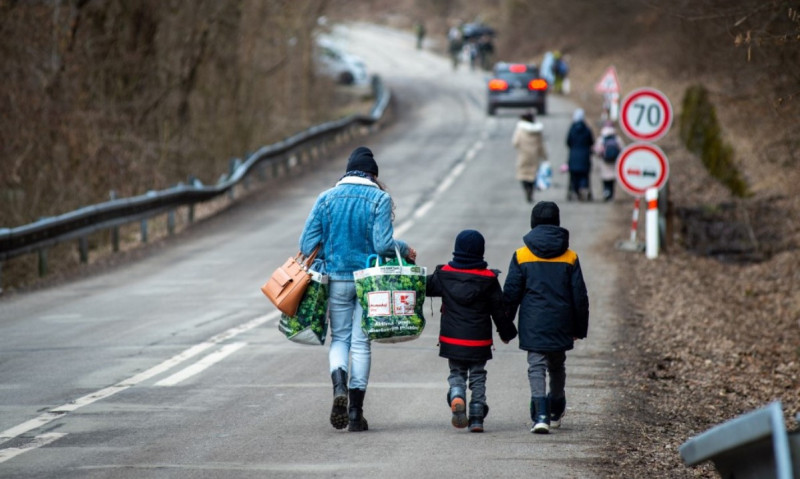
[406,247,417,263]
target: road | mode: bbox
[0,24,621,478]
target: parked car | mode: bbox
[486,62,548,116]
[315,37,369,86]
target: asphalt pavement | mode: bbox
[0,24,623,478]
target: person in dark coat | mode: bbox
[566,109,595,201]
[502,201,589,434]
[426,229,517,433]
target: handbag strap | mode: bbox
[297,245,321,267]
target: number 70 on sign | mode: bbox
[620,88,673,142]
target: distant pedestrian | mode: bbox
[299,146,417,432]
[448,26,463,70]
[552,52,569,94]
[414,21,426,50]
[566,109,595,201]
[593,121,624,201]
[502,201,589,434]
[426,230,517,433]
[512,111,548,203]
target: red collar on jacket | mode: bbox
[441,264,496,277]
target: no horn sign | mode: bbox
[616,143,670,197]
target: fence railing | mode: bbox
[0,76,390,282]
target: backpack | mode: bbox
[602,135,621,163]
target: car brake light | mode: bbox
[509,64,527,73]
[489,79,509,91]
[529,79,548,91]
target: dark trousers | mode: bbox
[527,351,566,399]
[448,359,488,406]
[568,172,590,200]
[602,180,615,200]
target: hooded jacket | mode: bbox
[502,225,589,352]
[426,265,518,361]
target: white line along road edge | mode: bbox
[0,311,279,463]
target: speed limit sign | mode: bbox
[620,88,673,142]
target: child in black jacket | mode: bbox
[426,229,517,432]
[503,201,589,434]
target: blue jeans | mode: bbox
[328,280,371,390]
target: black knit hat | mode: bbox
[345,146,379,176]
[449,229,488,270]
[531,201,560,228]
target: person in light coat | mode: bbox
[512,111,548,203]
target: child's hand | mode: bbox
[502,339,510,344]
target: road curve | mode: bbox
[0,24,622,478]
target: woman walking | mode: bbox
[512,111,548,203]
[299,146,417,432]
[566,109,595,201]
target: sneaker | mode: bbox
[549,394,566,429]
[530,396,550,434]
[530,421,550,434]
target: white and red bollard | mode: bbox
[630,197,640,242]
[645,187,659,259]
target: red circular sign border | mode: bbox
[616,143,670,197]
[620,88,673,142]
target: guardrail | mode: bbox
[680,401,800,478]
[0,75,391,284]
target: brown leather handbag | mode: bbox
[261,246,320,316]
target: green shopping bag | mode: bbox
[354,249,427,343]
[278,270,328,345]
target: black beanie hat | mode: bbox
[531,201,560,228]
[345,146,379,176]
[448,229,488,270]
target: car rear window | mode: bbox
[495,71,539,82]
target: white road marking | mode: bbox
[394,139,483,236]
[0,312,279,450]
[155,342,247,387]
[0,433,67,464]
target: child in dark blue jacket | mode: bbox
[426,230,517,432]
[502,201,589,434]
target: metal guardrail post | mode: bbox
[109,191,120,252]
[140,220,148,243]
[38,249,48,277]
[167,211,176,236]
[78,237,89,263]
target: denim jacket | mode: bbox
[299,176,409,280]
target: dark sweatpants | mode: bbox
[448,359,488,406]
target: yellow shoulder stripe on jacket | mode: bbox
[516,246,577,265]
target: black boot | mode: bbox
[530,396,550,434]
[348,389,368,432]
[447,387,467,428]
[330,368,348,429]
[468,402,489,433]
[522,182,534,203]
